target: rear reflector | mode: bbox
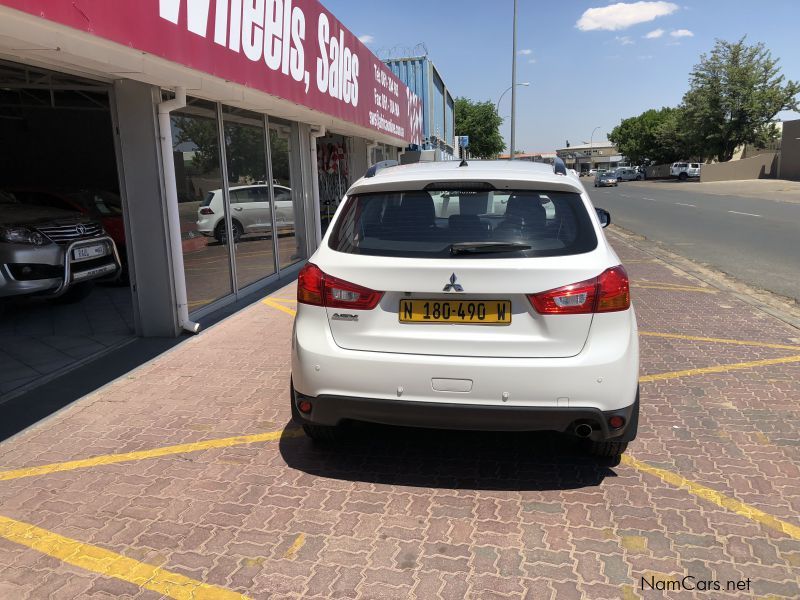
[608,415,625,429]
[528,266,630,314]
[297,263,384,310]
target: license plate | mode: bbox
[399,299,511,324]
[72,243,106,260]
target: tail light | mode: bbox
[297,263,383,310]
[199,207,214,215]
[528,266,629,314]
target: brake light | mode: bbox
[528,266,629,314]
[297,263,383,310]
[596,265,630,312]
[199,207,214,215]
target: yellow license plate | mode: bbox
[399,299,511,324]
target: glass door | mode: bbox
[221,106,277,290]
[170,98,233,312]
[268,120,306,269]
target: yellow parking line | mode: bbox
[283,533,306,560]
[266,297,298,304]
[640,331,800,351]
[0,428,303,482]
[621,456,800,540]
[0,514,249,599]
[640,354,800,383]
[262,298,297,316]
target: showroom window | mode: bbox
[170,98,232,312]
[221,106,277,291]
[167,96,308,315]
[269,119,307,269]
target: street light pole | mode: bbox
[510,0,518,160]
[589,126,600,171]
[496,83,529,114]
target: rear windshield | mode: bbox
[328,189,598,258]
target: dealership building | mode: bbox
[0,0,423,398]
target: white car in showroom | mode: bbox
[291,159,639,457]
[197,184,294,243]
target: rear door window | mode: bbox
[329,189,597,258]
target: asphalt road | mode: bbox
[588,179,800,302]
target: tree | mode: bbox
[609,107,701,164]
[454,97,505,158]
[682,37,800,162]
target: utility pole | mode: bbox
[510,0,518,160]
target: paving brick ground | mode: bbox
[0,230,798,599]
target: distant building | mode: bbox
[497,152,557,162]
[556,141,623,173]
[385,56,455,160]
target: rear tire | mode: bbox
[678,172,688,181]
[587,440,628,457]
[215,220,244,244]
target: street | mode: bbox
[589,179,800,302]
[0,231,798,599]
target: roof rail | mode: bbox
[365,160,399,178]
[553,156,567,176]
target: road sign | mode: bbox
[459,135,469,148]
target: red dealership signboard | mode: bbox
[0,0,422,144]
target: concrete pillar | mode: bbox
[112,80,179,337]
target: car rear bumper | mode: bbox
[291,304,640,436]
[293,389,638,441]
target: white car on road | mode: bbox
[291,160,639,457]
[670,162,701,180]
[197,184,294,243]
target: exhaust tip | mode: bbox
[574,423,593,438]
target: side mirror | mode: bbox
[596,208,611,228]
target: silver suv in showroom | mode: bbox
[0,191,120,301]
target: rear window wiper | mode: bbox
[449,242,532,255]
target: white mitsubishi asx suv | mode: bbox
[291,158,639,458]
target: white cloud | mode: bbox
[576,1,678,31]
[528,58,537,64]
[637,54,654,60]
[358,34,374,44]
[615,35,635,45]
[518,49,533,55]
[670,28,694,37]
[644,28,664,38]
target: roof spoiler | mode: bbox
[553,156,567,176]
[365,160,399,178]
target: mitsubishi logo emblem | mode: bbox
[442,273,464,292]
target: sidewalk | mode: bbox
[630,178,800,204]
[0,232,798,599]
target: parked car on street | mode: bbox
[0,191,120,301]
[594,171,618,187]
[291,159,639,458]
[197,184,294,243]
[670,162,701,180]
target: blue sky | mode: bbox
[323,0,800,151]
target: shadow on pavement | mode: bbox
[280,420,619,492]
